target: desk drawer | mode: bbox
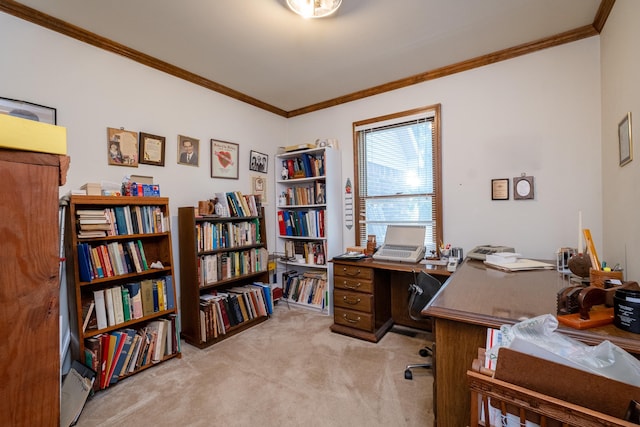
[334,276,374,293]
[334,308,374,332]
[334,289,373,312]
[334,265,374,280]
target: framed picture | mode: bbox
[491,178,509,201]
[178,135,199,166]
[619,112,633,166]
[139,132,166,166]
[107,127,139,167]
[0,97,56,125]
[211,139,239,179]
[252,175,268,204]
[249,150,269,173]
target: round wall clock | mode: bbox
[513,175,534,200]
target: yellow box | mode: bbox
[0,114,67,154]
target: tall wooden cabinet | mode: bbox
[275,147,342,313]
[0,149,69,426]
[178,205,270,349]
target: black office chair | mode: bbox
[404,271,443,380]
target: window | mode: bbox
[353,104,442,256]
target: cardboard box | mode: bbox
[80,183,101,196]
[494,347,640,419]
[130,183,160,197]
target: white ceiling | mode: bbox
[13,0,602,113]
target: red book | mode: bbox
[277,211,286,235]
[99,333,110,389]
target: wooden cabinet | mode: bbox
[0,149,68,426]
[65,195,181,390]
[330,262,392,342]
[178,205,270,349]
[275,147,342,313]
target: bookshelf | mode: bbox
[178,198,272,349]
[65,195,181,391]
[275,147,342,314]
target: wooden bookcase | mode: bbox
[65,195,181,391]
[178,205,270,349]
[275,147,342,314]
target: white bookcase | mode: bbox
[275,147,342,314]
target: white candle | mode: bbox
[578,210,583,254]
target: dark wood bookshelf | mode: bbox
[178,205,270,349]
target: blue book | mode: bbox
[151,281,159,312]
[164,276,175,310]
[78,243,93,282]
[109,328,136,384]
[113,207,128,235]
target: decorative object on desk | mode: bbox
[619,112,633,166]
[567,253,591,278]
[0,96,56,124]
[513,173,534,200]
[139,132,165,166]
[249,150,268,173]
[211,138,239,179]
[491,178,509,200]
[590,268,623,288]
[107,127,138,167]
[177,135,199,166]
[366,235,376,256]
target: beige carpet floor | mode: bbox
[75,304,434,427]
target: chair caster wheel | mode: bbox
[404,369,413,380]
[419,348,430,357]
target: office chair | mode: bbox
[404,271,443,380]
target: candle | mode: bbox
[578,210,583,254]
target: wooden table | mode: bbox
[423,259,640,427]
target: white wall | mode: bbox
[601,0,640,280]
[288,38,603,260]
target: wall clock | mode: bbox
[513,175,534,200]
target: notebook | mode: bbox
[372,225,426,263]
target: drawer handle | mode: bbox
[342,314,361,324]
[343,268,361,276]
[343,296,361,305]
[343,281,361,289]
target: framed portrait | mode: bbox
[619,112,633,167]
[139,132,166,166]
[249,150,269,173]
[211,139,239,179]
[0,97,56,125]
[107,127,139,167]
[491,178,509,201]
[178,135,200,166]
[252,175,268,204]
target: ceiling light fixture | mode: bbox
[286,0,342,19]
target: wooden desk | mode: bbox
[330,258,450,342]
[423,259,640,427]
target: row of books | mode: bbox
[282,152,325,179]
[197,247,269,287]
[196,218,261,252]
[282,270,328,307]
[84,315,179,391]
[85,277,175,331]
[279,181,326,206]
[277,209,325,238]
[76,205,168,239]
[199,283,273,342]
[77,240,151,282]
[212,191,262,218]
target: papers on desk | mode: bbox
[483,253,554,272]
[333,252,366,260]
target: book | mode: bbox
[140,279,155,316]
[125,282,143,319]
[109,328,136,384]
[104,286,116,327]
[111,286,125,325]
[104,331,126,386]
[93,289,108,330]
[164,276,175,310]
[82,300,95,333]
[84,336,102,392]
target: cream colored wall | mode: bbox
[601,0,640,280]
[288,38,602,261]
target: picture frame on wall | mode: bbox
[619,112,633,166]
[107,127,139,167]
[0,97,56,125]
[211,139,239,179]
[249,150,268,173]
[491,178,509,201]
[177,135,200,166]
[139,132,166,166]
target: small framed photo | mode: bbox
[0,97,56,125]
[107,127,138,167]
[139,132,166,166]
[211,139,239,179]
[252,175,268,204]
[178,135,199,166]
[491,178,509,201]
[619,112,633,166]
[249,150,269,173]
